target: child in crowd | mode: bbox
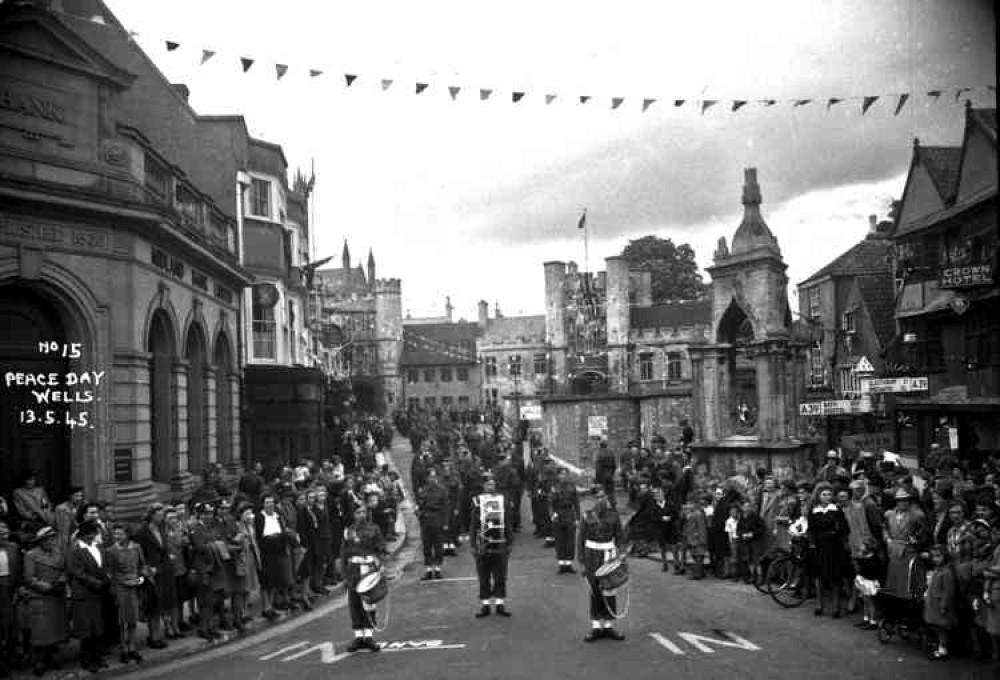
[724,505,741,580]
[105,524,147,664]
[736,500,766,584]
[924,544,957,660]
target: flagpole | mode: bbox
[581,208,589,273]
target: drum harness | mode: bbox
[586,540,632,620]
[352,555,393,633]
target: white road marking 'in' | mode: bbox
[259,639,466,663]
[651,630,760,655]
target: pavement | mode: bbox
[91,437,995,680]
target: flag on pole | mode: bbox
[861,96,879,114]
[201,50,215,65]
[578,209,587,230]
[894,93,910,116]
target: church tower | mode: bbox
[367,249,376,290]
[342,240,350,271]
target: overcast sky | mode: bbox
[102,0,996,320]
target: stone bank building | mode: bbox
[0,0,318,514]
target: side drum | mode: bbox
[595,557,629,595]
[357,571,388,610]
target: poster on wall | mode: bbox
[587,415,608,439]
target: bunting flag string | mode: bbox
[120,28,995,115]
[894,93,910,116]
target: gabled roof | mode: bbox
[798,233,891,286]
[630,299,711,329]
[855,274,896,348]
[918,146,963,204]
[970,107,997,143]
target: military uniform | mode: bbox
[417,480,449,579]
[492,460,522,534]
[470,490,514,617]
[342,519,386,652]
[441,467,461,555]
[578,505,625,640]
[595,447,617,505]
[549,477,580,572]
[535,461,558,544]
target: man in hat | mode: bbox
[417,468,448,580]
[470,475,514,618]
[817,450,849,484]
[550,468,580,573]
[577,487,626,641]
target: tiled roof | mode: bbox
[401,322,482,366]
[919,146,962,203]
[855,274,896,348]
[630,299,711,329]
[799,234,892,286]
[481,316,547,344]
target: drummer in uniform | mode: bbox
[577,487,626,642]
[342,498,386,653]
[549,468,580,573]
[470,474,514,618]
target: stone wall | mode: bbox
[637,391,692,447]
[541,396,637,469]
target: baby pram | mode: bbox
[872,557,935,658]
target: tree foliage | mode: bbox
[621,235,708,302]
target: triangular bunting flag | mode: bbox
[416,83,428,94]
[927,90,942,99]
[127,30,139,41]
[240,57,254,72]
[827,97,843,110]
[642,98,656,112]
[345,74,358,87]
[513,92,525,103]
[955,87,971,101]
[761,100,777,107]
[200,50,215,65]
[580,95,590,104]
[480,89,492,100]
[732,100,747,111]
[861,96,879,114]
[700,100,718,114]
[611,97,624,109]
[674,99,685,107]
[894,93,910,116]
[310,69,323,78]
[448,86,461,100]
[276,64,288,80]
[545,94,557,105]
[165,41,179,52]
[793,99,812,107]
[382,79,393,90]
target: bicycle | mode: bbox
[767,536,811,608]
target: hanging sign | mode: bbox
[799,398,873,416]
[520,404,542,421]
[253,282,279,308]
[861,376,929,394]
[940,263,994,289]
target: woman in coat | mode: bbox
[163,507,187,638]
[807,483,850,617]
[882,488,928,598]
[23,527,67,675]
[0,519,23,676]
[133,504,170,648]
[255,494,291,621]
[66,519,111,673]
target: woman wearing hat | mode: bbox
[23,526,67,675]
[882,488,928,598]
[66,519,111,673]
[13,474,53,538]
[133,503,170,649]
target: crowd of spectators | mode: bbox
[624,442,1000,666]
[0,413,402,677]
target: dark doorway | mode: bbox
[213,333,233,466]
[0,284,71,502]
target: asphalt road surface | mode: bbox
[118,442,991,680]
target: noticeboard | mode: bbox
[587,415,608,438]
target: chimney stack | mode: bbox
[477,300,489,329]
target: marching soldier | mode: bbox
[550,468,580,573]
[440,461,461,555]
[577,488,626,642]
[470,475,514,618]
[342,499,386,653]
[417,468,448,580]
[492,452,522,534]
[526,450,546,537]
